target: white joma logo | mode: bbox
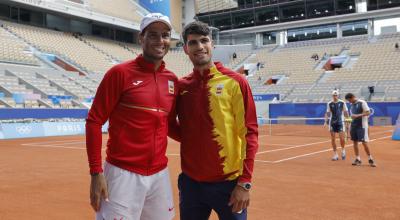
[133,80,143,86]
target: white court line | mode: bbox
[273,130,314,136]
[260,143,298,147]
[271,135,392,163]
[19,129,393,162]
[254,160,274,163]
[256,129,393,155]
[257,140,331,155]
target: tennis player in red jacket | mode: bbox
[86,13,178,220]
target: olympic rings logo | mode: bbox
[15,125,32,134]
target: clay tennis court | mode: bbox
[0,125,399,220]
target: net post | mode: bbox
[269,118,272,136]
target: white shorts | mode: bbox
[96,162,175,220]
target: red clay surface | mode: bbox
[0,125,399,220]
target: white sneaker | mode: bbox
[341,151,346,160]
[332,155,339,161]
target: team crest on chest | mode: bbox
[216,84,224,96]
[168,80,175,94]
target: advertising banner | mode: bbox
[42,121,85,136]
[0,123,45,139]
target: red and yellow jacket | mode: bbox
[174,62,258,183]
[86,55,178,175]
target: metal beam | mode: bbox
[220,7,400,35]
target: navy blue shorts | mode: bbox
[330,123,344,133]
[350,127,369,142]
[178,173,247,220]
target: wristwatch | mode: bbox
[237,182,252,191]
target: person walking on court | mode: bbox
[86,13,178,220]
[345,93,376,167]
[171,21,259,220]
[324,90,349,161]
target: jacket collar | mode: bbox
[193,62,224,79]
[135,54,166,72]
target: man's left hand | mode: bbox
[228,185,250,213]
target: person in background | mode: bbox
[345,93,376,167]
[324,90,349,161]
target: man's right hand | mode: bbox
[90,173,109,212]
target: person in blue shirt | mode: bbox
[325,90,349,161]
[345,93,376,167]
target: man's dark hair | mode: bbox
[182,21,211,44]
[345,93,355,100]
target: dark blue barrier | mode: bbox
[0,108,89,119]
[270,102,400,125]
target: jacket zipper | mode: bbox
[148,70,161,174]
[200,75,206,171]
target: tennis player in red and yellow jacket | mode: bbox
[171,21,259,220]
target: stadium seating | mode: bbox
[249,34,400,102]
[66,71,100,94]
[228,50,252,69]
[163,49,193,77]
[1,20,115,74]
[253,45,341,85]
[1,17,400,108]
[0,27,39,66]
[81,36,139,62]
[87,0,143,23]
[0,64,100,108]
[37,70,93,99]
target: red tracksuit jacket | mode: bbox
[86,55,178,175]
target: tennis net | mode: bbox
[258,117,331,137]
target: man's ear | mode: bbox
[138,33,144,45]
[183,44,189,55]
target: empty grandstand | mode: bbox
[87,0,144,23]
[247,33,400,102]
[0,0,399,109]
[0,26,39,66]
